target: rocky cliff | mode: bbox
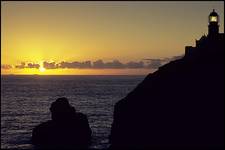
[110,33,224,149]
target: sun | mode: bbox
[39,67,46,72]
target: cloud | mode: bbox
[145,59,163,69]
[92,60,105,68]
[15,62,40,69]
[92,60,145,69]
[143,55,184,69]
[125,61,144,68]
[27,63,40,69]
[93,60,125,69]
[59,61,92,69]
[11,55,183,70]
[1,64,13,69]
[43,61,57,69]
[43,60,145,69]
[15,62,26,69]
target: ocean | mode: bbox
[1,75,145,149]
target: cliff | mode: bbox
[110,33,224,149]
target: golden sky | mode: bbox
[1,1,224,75]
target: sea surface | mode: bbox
[1,75,145,149]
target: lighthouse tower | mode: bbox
[208,9,219,36]
[185,9,223,57]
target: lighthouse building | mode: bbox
[185,9,224,57]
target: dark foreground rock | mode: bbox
[110,33,224,149]
[32,97,92,149]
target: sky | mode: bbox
[1,1,224,75]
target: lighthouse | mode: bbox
[185,9,224,57]
[208,9,219,36]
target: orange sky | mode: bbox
[1,1,224,75]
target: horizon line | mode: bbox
[1,74,147,76]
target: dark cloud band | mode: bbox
[15,62,40,69]
[6,55,183,70]
[1,64,13,69]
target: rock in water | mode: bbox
[32,97,92,149]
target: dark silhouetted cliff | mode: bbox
[110,33,224,149]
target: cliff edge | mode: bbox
[110,33,224,149]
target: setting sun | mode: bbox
[39,67,46,72]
